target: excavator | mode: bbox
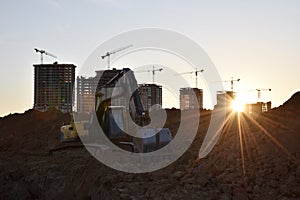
[60,68,172,153]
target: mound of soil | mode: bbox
[280,91,300,111]
[0,92,299,200]
[0,108,71,152]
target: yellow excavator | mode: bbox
[60,119,89,142]
[60,68,172,153]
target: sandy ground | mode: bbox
[0,92,299,200]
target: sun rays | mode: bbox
[228,109,296,179]
[182,103,297,183]
[237,113,246,176]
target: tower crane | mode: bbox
[256,88,271,102]
[101,44,133,69]
[223,77,240,91]
[34,48,57,64]
[135,66,163,84]
[177,68,204,88]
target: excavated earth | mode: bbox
[0,92,300,200]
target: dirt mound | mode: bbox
[0,92,299,199]
[282,91,300,109]
[0,108,70,152]
[274,91,300,112]
[264,91,300,134]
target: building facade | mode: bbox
[77,69,130,113]
[180,87,203,110]
[76,76,98,113]
[244,101,272,114]
[138,84,162,111]
[77,70,164,113]
[216,91,236,107]
[33,63,76,113]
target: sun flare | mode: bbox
[231,99,245,112]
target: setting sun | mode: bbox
[231,98,245,112]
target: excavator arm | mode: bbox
[94,68,172,153]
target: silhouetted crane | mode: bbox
[247,88,271,102]
[256,88,271,102]
[34,48,57,64]
[135,66,163,84]
[177,68,204,88]
[224,77,240,91]
[101,45,132,69]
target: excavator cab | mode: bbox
[60,119,89,142]
[101,106,128,139]
[94,68,172,153]
[60,122,79,142]
[60,68,172,152]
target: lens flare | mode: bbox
[231,99,245,112]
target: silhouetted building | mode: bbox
[77,76,98,113]
[95,69,129,107]
[266,101,272,111]
[180,87,203,110]
[245,101,272,114]
[215,91,236,113]
[216,91,236,106]
[33,63,76,112]
[139,84,162,111]
[77,69,128,113]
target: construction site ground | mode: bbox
[0,92,300,199]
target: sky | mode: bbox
[0,0,299,116]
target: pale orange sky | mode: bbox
[0,0,299,116]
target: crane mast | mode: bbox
[101,45,133,69]
[34,48,57,64]
[223,77,240,91]
[151,66,163,84]
[256,88,271,102]
[135,66,163,84]
[177,68,204,88]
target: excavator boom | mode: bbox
[60,68,172,153]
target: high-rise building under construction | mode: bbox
[138,84,162,111]
[77,69,129,113]
[180,87,203,110]
[77,69,163,113]
[76,75,98,113]
[33,63,76,113]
